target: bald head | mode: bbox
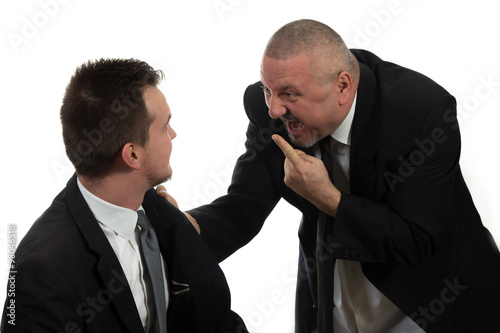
[265,19,358,85]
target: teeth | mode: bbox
[290,121,304,131]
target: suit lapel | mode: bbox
[141,191,194,295]
[65,175,145,333]
[349,62,380,200]
[141,190,176,271]
[142,190,194,328]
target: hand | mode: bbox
[156,185,178,208]
[155,185,201,235]
[272,134,341,217]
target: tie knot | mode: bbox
[319,136,333,161]
[137,210,152,230]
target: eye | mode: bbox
[282,91,298,100]
[260,85,271,96]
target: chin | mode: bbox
[288,132,320,148]
[147,169,172,188]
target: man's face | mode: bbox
[260,54,341,148]
[142,87,176,187]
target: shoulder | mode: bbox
[243,81,266,110]
[354,48,456,135]
[142,189,187,225]
[352,48,451,103]
[14,186,90,271]
[243,81,281,128]
[352,49,459,164]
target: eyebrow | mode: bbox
[261,82,297,93]
[165,114,171,127]
[278,85,296,92]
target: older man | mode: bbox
[184,19,500,333]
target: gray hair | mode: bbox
[264,19,357,84]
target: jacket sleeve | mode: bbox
[188,83,282,262]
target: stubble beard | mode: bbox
[287,130,320,149]
[147,168,172,188]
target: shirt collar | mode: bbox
[331,92,357,146]
[77,178,141,241]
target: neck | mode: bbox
[78,172,148,211]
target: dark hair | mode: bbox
[60,58,164,178]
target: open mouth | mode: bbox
[286,119,305,135]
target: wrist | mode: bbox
[315,185,341,217]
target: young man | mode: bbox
[1,58,246,332]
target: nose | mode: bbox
[267,96,287,119]
[168,126,177,140]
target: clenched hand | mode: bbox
[272,134,341,217]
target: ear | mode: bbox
[121,143,141,170]
[336,71,353,106]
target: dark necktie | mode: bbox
[137,211,167,333]
[316,136,335,333]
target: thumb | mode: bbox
[156,185,179,208]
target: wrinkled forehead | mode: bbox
[260,54,312,88]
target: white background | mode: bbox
[1,0,499,332]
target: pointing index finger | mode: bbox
[272,134,302,165]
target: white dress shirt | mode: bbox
[77,179,169,332]
[315,94,424,333]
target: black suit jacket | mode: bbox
[189,49,500,332]
[1,175,247,332]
